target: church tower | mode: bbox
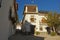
[24,5,38,14]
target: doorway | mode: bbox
[30,25,36,34]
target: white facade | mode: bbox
[23,5,48,32]
[24,14,48,32]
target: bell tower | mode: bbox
[24,5,38,14]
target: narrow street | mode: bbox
[9,32,44,40]
[9,32,60,40]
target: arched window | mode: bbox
[30,17,35,22]
[39,27,43,31]
[30,15,36,22]
[41,17,46,23]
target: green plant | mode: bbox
[50,32,56,36]
[45,12,60,32]
[35,31,40,35]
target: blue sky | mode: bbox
[16,0,60,21]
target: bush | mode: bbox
[50,32,56,36]
[35,31,40,35]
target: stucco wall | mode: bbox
[38,15,48,32]
[24,14,48,32]
[0,0,14,40]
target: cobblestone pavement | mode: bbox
[35,33,60,40]
[9,33,44,40]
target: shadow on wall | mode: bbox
[21,20,36,35]
[8,6,16,38]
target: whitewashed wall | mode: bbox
[38,15,48,32]
[24,14,48,32]
[23,5,48,32]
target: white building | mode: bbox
[22,5,48,33]
[16,22,22,30]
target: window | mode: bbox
[9,7,12,20]
[30,15,36,22]
[39,27,43,31]
[0,0,2,8]
[30,18,35,22]
[9,7,16,24]
[41,17,46,23]
[16,3,18,10]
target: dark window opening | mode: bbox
[30,18,35,22]
[40,27,43,31]
[0,0,2,8]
